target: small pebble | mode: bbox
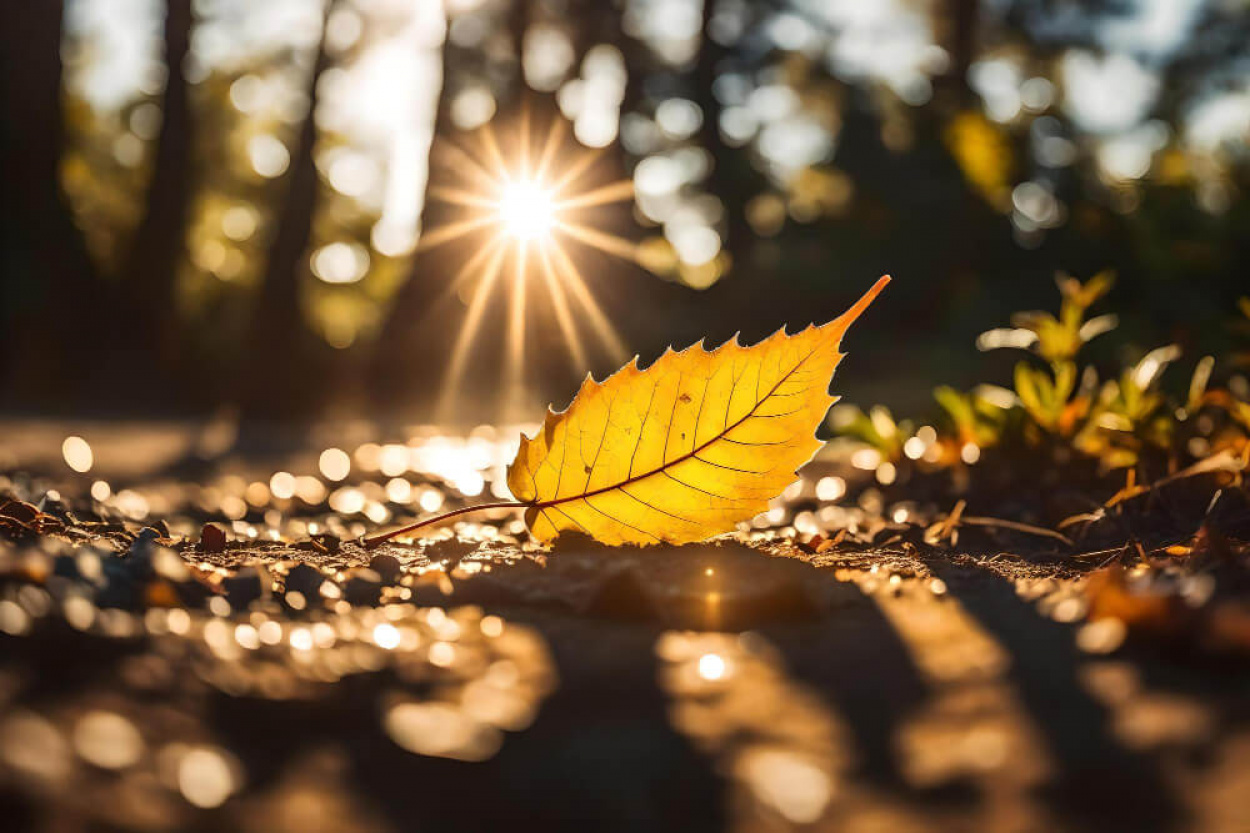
[199,524,227,554]
[310,533,340,554]
[222,571,262,607]
[368,553,403,583]
[284,563,323,598]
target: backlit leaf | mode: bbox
[506,276,890,545]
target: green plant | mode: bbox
[833,270,1250,480]
[1074,345,1181,469]
[827,404,911,463]
[972,272,1116,440]
[933,385,1013,449]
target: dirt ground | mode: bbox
[1,420,1248,832]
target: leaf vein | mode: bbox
[692,454,772,475]
[619,487,699,526]
[582,496,660,541]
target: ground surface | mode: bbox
[0,420,1248,832]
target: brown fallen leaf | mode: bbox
[1086,565,1186,634]
[798,529,845,554]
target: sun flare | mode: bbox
[498,180,556,240]
[417,114,638,420]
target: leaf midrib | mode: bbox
[531,336,825,511]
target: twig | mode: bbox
[960,515,1074,546]
[1072,535,1192,562]
[1059,452,1243,532]
[1057,509,1104,530]
[924,499,966,545]
[1146,449,1243,491]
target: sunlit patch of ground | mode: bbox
[1,421,1248,832]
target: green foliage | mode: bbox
[1072,345,1181,469]
[933,385,1012,449]
[1013,360,1079,433]
[829,404,911,462]
[986,270,1116,365]
[837,271,1250,477]
[983,272,1111,451]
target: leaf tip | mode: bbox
[855,274,891,313]
[825,275,891,335]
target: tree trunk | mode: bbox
[937,0,978,107]
[697,0,768,253]
[237,0,336,421]
[367,1,458,415]
[119,0,194,388]
[0,0,104,404]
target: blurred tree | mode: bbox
[0,0,103,400]
[1,0,1247,421]
[118,0,193,386]
[239,0,339,420]
[368,0,528,417]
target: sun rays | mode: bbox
[418,113,638,421]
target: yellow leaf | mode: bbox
[506,276,890,545]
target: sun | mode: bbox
[498,180,556,240]
[414,112,641,420]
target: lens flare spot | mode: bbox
[697,652,727,681]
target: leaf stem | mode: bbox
[362,501,530,549]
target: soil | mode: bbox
[1,420,1248,832]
